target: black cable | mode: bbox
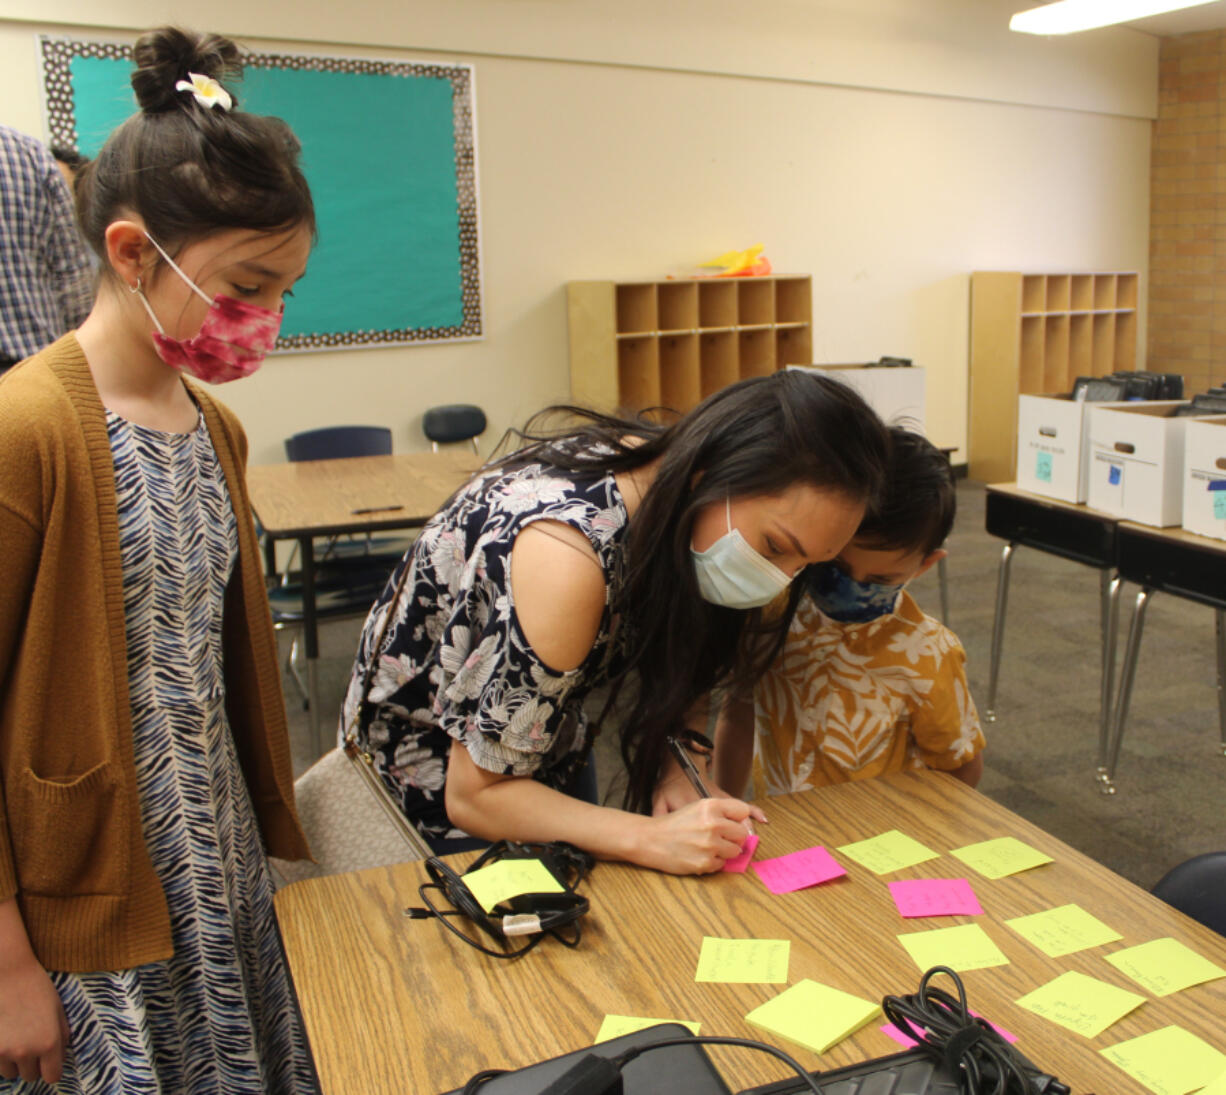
[404,841,593,960]
[615,1035,824,1094]
[881,966,1070,1095]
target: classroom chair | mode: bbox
[1151,852,1226,937]
[422,403,486,453]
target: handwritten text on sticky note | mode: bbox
[695,937,790,983]
[1016,970,1144,1038]
[462,858,564,913]
[1100,1025,1226,1095]
[1004,904,1121,957]
[752,846,846,894]
[837,830,939,874]
[1105,937,1226,997]
[888,878,983,918]
[950,837,1053,879]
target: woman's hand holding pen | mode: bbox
[637,797,760,875]
[652,736,767,829]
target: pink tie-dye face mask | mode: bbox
[132,234,282,385]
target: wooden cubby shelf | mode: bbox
[568,275,813,415]
[969,270,1140,483]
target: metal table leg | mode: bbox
[985,542,1015,723]
[1096,571,1121,789]
[1104,587,1152,791]
[1217,609,1226,756]
[938,555,950,627]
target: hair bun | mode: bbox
[131,26,241,114]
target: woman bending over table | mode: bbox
[341,370,889,873]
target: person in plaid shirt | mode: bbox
[0,125,94,373]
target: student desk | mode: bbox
[274,770,1226,1094]
[246,450,478,754]
[1105,522,1226,785]
[984,483,1122,789]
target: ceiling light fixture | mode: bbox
[1010,0,1219,34]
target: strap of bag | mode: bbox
[344,554,416,753]
[340,556,433,860]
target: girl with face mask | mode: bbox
[340,369,889,876]
[0,27,315,1094]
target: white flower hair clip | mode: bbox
[175,72,233,112]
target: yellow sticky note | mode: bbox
[461,858,564,913]
[695,937,789,983]
[1198,1068,1226,1095]
[897,923,1009,973]
[595,1015,700,1043]
[1004,904,1122,957]
[745,979,880,1055]
[1016,970,1145,1038]
[1105,938,1226,998]
[951,837,1053,879]
[836,830,939,874]
[1100,1026,1226,1095]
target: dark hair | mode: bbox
[50,145,88,171]
[855,426,955,556]
[76,26,314,267]
[499,371,890,812]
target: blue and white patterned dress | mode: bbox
[5,410,312,1094]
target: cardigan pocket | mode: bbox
[13,761,126,897]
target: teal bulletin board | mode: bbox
[40,37,481,350]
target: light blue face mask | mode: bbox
[691,497,792,610]
[806,561,903,623]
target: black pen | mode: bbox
[667,734,711,799]
[351,504,405,515]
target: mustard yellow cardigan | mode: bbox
[0,335,309,972]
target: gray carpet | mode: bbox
[282,480,1226,891]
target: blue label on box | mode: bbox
[1108,464,1122,486]
[1035,452,1053,483]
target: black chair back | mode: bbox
[285,425,393,462]
[1152,852,1226,936]
[422,404,486,449]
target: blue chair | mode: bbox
[285,424,393,462]
[280,425,412,573]
[1152,852,1226,936]
[422,404,486,453]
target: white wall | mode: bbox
[0,2,1157,463]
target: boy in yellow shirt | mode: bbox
[714,427,985,796]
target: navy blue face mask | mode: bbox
[806,562,903,623]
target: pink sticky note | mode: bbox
[751,846,847,894]
[722,833,760,873]
[888,878,983,918]
[881,1012,1016,1047]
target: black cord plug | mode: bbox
[536,1053,623,1095]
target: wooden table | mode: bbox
[247,450,479,753]
[984,483,1122,789]
[275,770,1226,1094]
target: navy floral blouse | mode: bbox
[339,457,631,844]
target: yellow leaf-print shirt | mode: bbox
[754,590,984,794]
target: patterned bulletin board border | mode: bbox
[40,36,482,351]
